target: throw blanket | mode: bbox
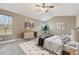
[43,35,64,55]
[38,35,54,46]
[38,38,44,46]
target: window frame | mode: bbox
[0,13,13,35]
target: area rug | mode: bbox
[19,40,55,55]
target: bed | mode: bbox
[36,34,77,55]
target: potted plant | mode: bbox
[42,24,49,34]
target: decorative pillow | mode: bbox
[66,41,76,47]
[62,36,71,44]
[60,34,71,44]
[61,35,68,41]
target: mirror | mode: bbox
[24,22,34,28]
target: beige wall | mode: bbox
[0,9,42,38]
[25,18,43,36]
[76,15,79,27]
[45,16,76,35]
[0,9,76,38]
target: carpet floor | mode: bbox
[19,39,55,55]
[0,39,26,55]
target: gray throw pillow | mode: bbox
[62,36,71,44]
[67,41,76,47]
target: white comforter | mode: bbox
[43,35,64,55]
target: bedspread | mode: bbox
[43,35,64,55]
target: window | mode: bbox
[0,14,12,35]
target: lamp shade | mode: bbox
[71,30,79,42]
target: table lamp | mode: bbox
[71,30,79,54]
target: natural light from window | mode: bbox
[0,14,12,35]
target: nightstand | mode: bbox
[64,44,77,55]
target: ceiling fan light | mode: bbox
[42,7,47,12]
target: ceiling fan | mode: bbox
[35,3,54,12]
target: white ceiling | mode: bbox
[0,3,79,21]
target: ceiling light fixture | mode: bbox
[42,7,48,12]
[35,3,54,12]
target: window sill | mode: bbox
[0,33,12,36]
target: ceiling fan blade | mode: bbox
[35,5,41,7]
[47,6,54,8]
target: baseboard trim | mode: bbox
[0,39,20,44]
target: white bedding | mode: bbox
[43,35,64,55]
[36,35,73,55]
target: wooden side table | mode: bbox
[34,32,37,38]
[67,46,76,55]
[64,45,76,55]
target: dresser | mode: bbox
[23,31,37,39]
